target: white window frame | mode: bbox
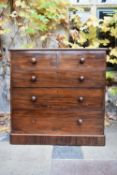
[69,0,117,17]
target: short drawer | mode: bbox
[11,51,57,70]
[12,88,104,110]
[59,51,106,70]
[11,70,105,88]
[11,110,104,135]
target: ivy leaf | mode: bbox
[19,11,29,18]
[106,71,114,79]
[37,15,48,23]
[40,35,48,41]
[78,33,87,45]
[71,44,81,49]
[108,58,117,64]
[39,1,56,9]
[99,39,110,46]
[15,0,27,8]
[107,52,117,64]
[109,88,117,96]
[110,48,117,57]
[15,0,22,6]
[45,11,57,20]
[110,27,117,38]
[25,28,36,35]
[38,25,47,32]
[0,3,7,9]
[101,25,110,33]
[30,10,48,23]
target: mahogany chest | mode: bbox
[10,49,106,145]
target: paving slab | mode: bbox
[52,146,83,159]
[81,121,117,160]
[0,121,117,175]
[0,136,53,175]
[51,160,117,175]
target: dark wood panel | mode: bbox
[11,110,104,135]
[10,133,105,146]
[59,51,106,70]
[12,88,104,110]
[11,70,105,88]
[11,51,57,70]
[11,50,106,71]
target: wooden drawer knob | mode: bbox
[79,57,85,64]
[79,76,85,82]
[31,75,37,82]
[31,96,37,102]
[78,96,84,103]
[31,57,37,64]
[77,118,83,125]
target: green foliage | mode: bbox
[99,13,117,64]
[0,0,69,48]
[108,87,117,96]
[107,47,117,64]
[57,12,117,64]
[0,3,7,9]
[106,71,115,80]
[11,0,69,47]
[0,0,70,48]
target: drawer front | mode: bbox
[12,88,104,110]
[11,110,104,135]
[59,51,106,70]
[11,51,57,70]
[11,70,105,88]
[11,51,106,71]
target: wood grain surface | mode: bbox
[10,49,106,145]
[11,50,106,70]
[12,88,104,110]
[11,110,104,135]
[11,70,105,88]
[10,133,105,146]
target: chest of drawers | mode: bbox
[10,49,106,145]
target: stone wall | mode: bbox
[0,58,10,113]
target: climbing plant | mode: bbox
[56,12,117,64]
[99,13,117,64]
[9,0,69,48]
[0,0,70,48]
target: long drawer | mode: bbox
[11,70,105,88]
[11,110,104,135]
[11,50,106,71]
[12,88,104,110]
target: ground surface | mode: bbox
[0,120,117,175]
